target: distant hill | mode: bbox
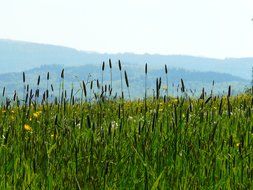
[0,64,249,98]
[0,39,253,80]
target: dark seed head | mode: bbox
[97,79,100,89]
[124,70,129,87]
[90,81,93,90]
[102,61,105,71]
[13,91,17,101]
[181,79,185,93]
[109,59,112,69]
[51,84,54,92]
[23,72,25,83]
[26,84,29,92]
[158,77,162,89]
[61,69,64,79]
[37,75,40,86]
[82,81,87,97]
[228,85,231,97]
[118,60,122,71]
[2,87,5,97]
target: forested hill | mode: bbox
[0,64,249,98]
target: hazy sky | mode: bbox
[1,0,253,58]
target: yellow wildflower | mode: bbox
[24,124,32,131]
[33,111,42,118]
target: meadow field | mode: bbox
[0,62,252,189]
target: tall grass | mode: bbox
[0,60,252,189]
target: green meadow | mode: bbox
[0,62,252,189]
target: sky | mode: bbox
[0,0,253,58]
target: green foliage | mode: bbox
[0,93,252,189]
[0,65,252,189]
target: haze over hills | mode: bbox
[0,39,251,98]
[0,39,252,80]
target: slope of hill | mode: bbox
[0,39,252,80]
